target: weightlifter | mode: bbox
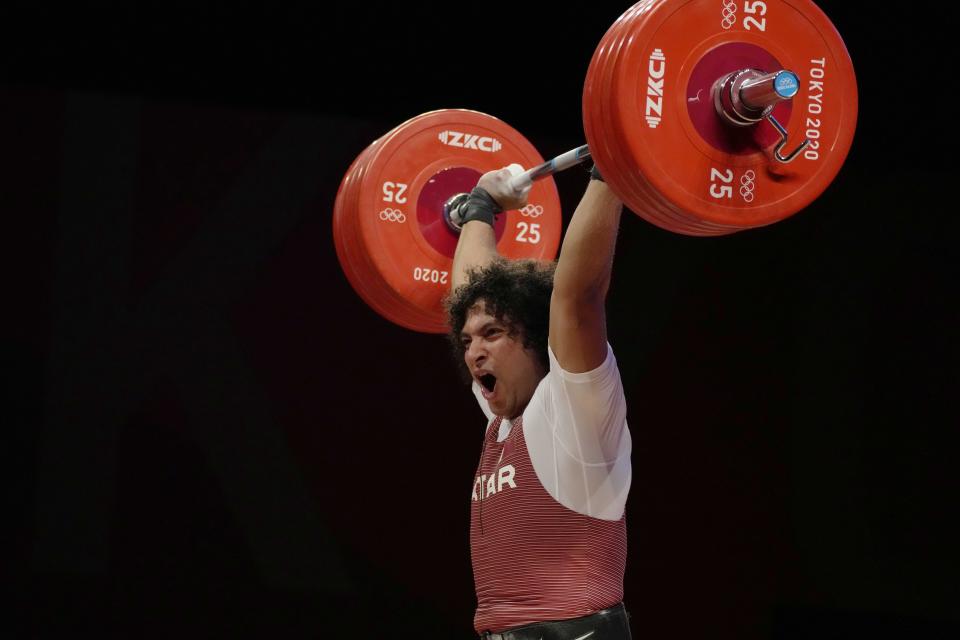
[446,164,633,640]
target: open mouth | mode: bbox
[478,373,497,394]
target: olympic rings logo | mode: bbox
[379,208,406,223]
[520,204,544,218]
[721,0,737,30]
[739,170,756,203]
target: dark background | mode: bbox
[4,2,956,638]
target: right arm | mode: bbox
[452,221,498,290]
[450,164,530,289]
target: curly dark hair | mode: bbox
[445,258,556,379]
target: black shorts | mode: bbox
[478,603,632,640]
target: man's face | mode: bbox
[461,301,546,419]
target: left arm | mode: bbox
[527,178,629,519]
[548,179,623,373]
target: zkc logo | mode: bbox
[438,131,502,153]
[646,48,667,129]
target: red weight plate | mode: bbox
[338,124,445,331]
[588,3,726,235]
[338,125,473,332]
[341,110,562,333]
[339,125,447,332]
[334,135,404,324]
[585,2,711,234]
[587,0,749,235]
[586,0,857,234]
[584,4,661,226]
[352,125,447,330]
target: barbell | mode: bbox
[333,0,858,333]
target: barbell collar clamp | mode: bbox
[714,68,801,127]
[443,192,469,233]
[767,114,810,163]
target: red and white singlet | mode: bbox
[469,345,630,634]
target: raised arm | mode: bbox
[549,175,623,373]
[452,221,498,290]
[451,165,530,289]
